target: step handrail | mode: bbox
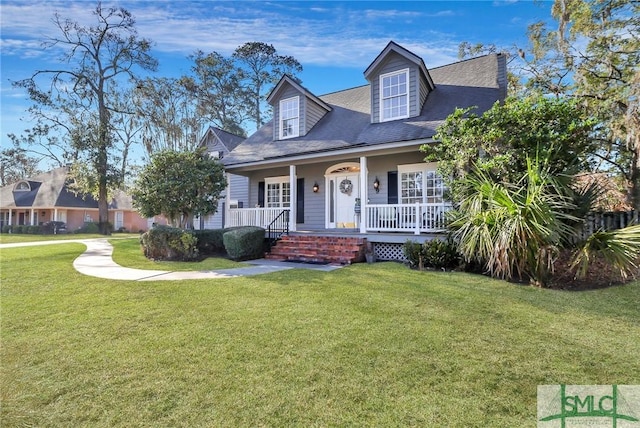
[266,209,289,250]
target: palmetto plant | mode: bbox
[449,158,640,287]
[450,160,577,286]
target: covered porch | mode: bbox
[224,153,452,236]
[225,202,451,235]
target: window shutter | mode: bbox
[258,181,265,207]
[296,178,304,224]
[387,171,398,204]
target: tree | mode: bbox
[233,42,302,129]
[131,149,227,229]
[189,50,248,137]
[0,144,41,186]
[423,95,598,197]
[134,76,204,156]
[520,0,640,209]
[13,3,157,234]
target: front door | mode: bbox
[326,163,360,229]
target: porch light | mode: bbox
[313,182,320,193]
[373,177,380,193]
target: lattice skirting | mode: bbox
[372,242,406,261]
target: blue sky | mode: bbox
[0,0,555,148]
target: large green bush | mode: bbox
[140,226,199,261]
[222,226,265,261]
[403,238,461,271]
[193,228,239,255]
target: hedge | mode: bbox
[222,226,266,261]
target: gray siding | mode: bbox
[305,98,328,135]
[197,173,249,230]
[369,52,422,123]
[272,87,302,140]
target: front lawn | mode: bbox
[1,243,638,426]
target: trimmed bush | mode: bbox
[222,226,265,261]
[13,225,24,234]
[76,222,100,234]
[194,229,225,255]
[140,225,199,261]
[404,238,461,271]
[1,225,11,234]
[27,225,41,234]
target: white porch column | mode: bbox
[359,156,367,233]
[8,209,12,226]
[289,165,297,232]
[30,209,35,226]
[54,208,58,221]
[225,172,231,228]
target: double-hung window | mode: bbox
[265,177,291,208]
[399,163,444,204]
[380,69,409,122]
[279,96,299,139]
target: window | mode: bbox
[279,96,299,139]
[380,69,409,121]
[265,177,291,208]
[14,181,30,191]
[399,163,444,204]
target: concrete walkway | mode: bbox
[0,238,343,281]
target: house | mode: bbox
[193,126,248,230]
[0,166,165,233]
[220,41,507,262]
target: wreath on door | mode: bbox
[339,179,353,195]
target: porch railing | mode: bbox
[266,210,290,250]
[227,207,291,228]
[227,204,451,234]
[364,203,452,234]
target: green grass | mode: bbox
[0,233,139,244]
[110,238,247,270]
[1,243,639,427]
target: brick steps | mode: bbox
[266,235,367,265]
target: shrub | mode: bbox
[403,238,461,271]
[1,225,11,234]
[27,225,41,235]
[193,229,227,255]
[140,226,199,261]
[403,240,423,269]
[77,222,100,234]
[222,226,265,261]
[13,225,24,234]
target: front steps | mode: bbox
[265,235,367,265]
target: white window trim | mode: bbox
[398,162,444,204]
[379,68,410,122]
[279,96,300,140]
[265,176,291,208]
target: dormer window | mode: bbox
[14,181,30,191]
[380,68,409,122]
[280,96,299,139]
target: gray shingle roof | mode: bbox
[223,52,506,167]
[0,166,134,210]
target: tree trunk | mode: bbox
[631,139,640,220]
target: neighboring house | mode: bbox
[220,41,507,260]
[0,166,165,232]
[193,126,248,230]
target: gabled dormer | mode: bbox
[267,75,332,141]
[364,41,435,124]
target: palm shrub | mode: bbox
[450,158,640,286]
[449,160,578,286]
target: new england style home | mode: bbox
[215,41,507,262]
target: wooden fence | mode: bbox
[576,211,636,240]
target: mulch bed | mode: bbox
[546,250,638,291]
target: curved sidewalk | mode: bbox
[1,238,341,281]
